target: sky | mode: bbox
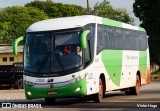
[0,0,140,26]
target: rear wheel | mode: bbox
[125,75,140,95]
[93,78,104,103]
[45,98,56,104]
[132,75,141,95]
[14,79,23,89]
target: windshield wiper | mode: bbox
[37,50,65,74]
[37,51,51,73]
[52,51,65,73]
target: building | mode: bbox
[0,45,23,65]
[0,45,23,88]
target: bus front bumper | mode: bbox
[24,78,87,99]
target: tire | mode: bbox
[45,98,56,104]
[14,79,23,89]
[18,79,23,89]
[132,75,141,95]
[125,75,140,95]
[93,78,104,103]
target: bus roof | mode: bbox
[26,15,145,32]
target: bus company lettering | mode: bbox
[127,55,138,60]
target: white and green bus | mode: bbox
[13,15,150,103]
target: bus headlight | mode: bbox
[24,80,35,86]
[70,74,86,84]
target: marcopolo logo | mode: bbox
[48,78,54,82]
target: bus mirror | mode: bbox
[80,30,90,49]
[13,36,24,55]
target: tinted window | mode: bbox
[84,24,95,61]
[97,25,104,53]
[115,28,125,50]
[124,29,133,50]
[139,32,148,50]
[132,30,140,50]
[107,27,117,49]
[97,24,148,54]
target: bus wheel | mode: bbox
[14,79,23,89]
[132,75,141,95]
[93,78,104,103]
[125,75,140,95]
[45,98,56,104]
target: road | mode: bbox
[0,79,159,111]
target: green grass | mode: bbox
[151,72,160,78]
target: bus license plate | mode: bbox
[48,91,58,95]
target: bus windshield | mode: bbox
[24,29,82,74]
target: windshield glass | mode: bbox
[24,29,82,74]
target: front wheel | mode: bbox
[93,78,104,103]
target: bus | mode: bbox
[13,15,150,103]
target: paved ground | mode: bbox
[0,89,25,100]
[0,80,159,111]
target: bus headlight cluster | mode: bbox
[70,74,86,84]
[24,80,35,86]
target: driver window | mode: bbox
[84,23,95,63]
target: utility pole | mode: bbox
[87,0,89,12]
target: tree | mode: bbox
[25,0,133,24]
[0,6,48,44]
[25,1,87,18]
[0,0,134,44]
[133,0,160,65]
[93,0,134,24]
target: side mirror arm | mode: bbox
[80,30,90,49]
[13,36,24,55]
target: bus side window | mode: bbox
[84,23,95,59]
[139,32,147,50]
[107,27,117,49]
[124,29,133,50]
[101,25,106,51]
[97,34,103,53]
[97,24,105,53]
[132,30,140,50]
[115,28,124,50]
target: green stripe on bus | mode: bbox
[138,27,145,32]
[25,78,87,99]
[139,51,147,76]
[101,50,123,86]
[102,18,122,28]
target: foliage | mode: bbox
[93,0,134,24]
[133,0,160,65]
[0,6,48,44]
[25,1,87,18]
[26,0,134,24]
[151,72,160,78]
[0,0,134,44]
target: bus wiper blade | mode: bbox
[37,51,51,73]
[52,52,65,74]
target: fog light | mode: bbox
[27,92,32,96]
[75,87,81,92]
